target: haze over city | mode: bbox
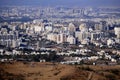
[0,0,120,7]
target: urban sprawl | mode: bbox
[0,6,120,65]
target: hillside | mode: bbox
[0,62,120,80]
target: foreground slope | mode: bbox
[0,62,120,80]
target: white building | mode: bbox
[107,39,115,46]
[68,23,76,32]
[75,31,90,42]
[45,26,53,31]
[114,27,120,38]
[47,33,57,42]
[79,23,88,31]
[67,35,76,44]
[34,25,44,32]
[12,40,18,48]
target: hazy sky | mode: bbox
[0,0,120,7]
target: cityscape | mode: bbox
[0,0,120,80]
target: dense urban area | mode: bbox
[0,6,120,65]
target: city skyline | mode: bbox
[0,0,120,7]
[0,1,120,80]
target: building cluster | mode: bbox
[0,6,120,65]
[0,20,120,48]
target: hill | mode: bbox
[0,62,120,80]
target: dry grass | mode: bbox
[0,62,120,80]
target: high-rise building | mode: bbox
[107,39,115,46]
[114,27,120,38]
[75,31,90,42]
[91,32,103,41]
[67,35,76,44]
[47,33,57,42]
[94,23,103,31]
[57,33,67,44]
[79,23,88,31]
[68,23,76,32]
[12,40,18,48]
